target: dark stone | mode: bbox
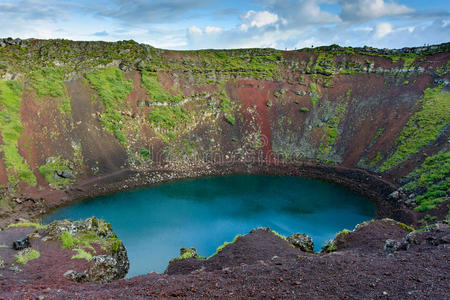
[287,233,314,253]
[13,236,30,250]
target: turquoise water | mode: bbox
[42,175,375,277]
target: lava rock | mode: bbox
[13,236,30,250]
[287,233,314,253]
[63,244,129,283]
[384,239,408,254]
[63,270,88,282]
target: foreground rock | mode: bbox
[1,220,449,299]
[45,217,129,283]
[287,233,314,252]
[0,217,129,287]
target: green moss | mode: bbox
[140,147,151,161]
[369,152,383,167]
[86,67,133,145]
[300,107,309,113]
[38,156,75,189]
[30,68,66,98]
[309,83,321,107]
[30,68,72,116]
[59,232,75,248]
[270,230,287,241]
[0,80,36,186]
[15,249,40,264]
[225,114,235,125]
[141,71,183,104]
[71,248,93,261]
[209,234,241,258]
[171,248,205,262]
[148,106,189,129]
[380,88,450,171]
[7,222,47,230]
[321,240,337,253]
[220,97,232,112]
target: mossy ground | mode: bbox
[380,87,450,172]
[15,248,40,264]
[0,80,36,186]
[86,67,133,145]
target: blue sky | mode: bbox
[0,0,449,49]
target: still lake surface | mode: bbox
[42,175,375,277]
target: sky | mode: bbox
[0,0,449,50]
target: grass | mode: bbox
[60,232,75,248]
[309,82,321,107]
[403,151,449,211]
[148,106,189,129]
[187,50,282,80]
[38,156,75,189]
[86,67,133,145]
[270,230,287,241]
[30,68,71,115]
[0,80,36,186]
[30,68,66,98]
[380,87,450,171]
[141,71,183,104]
[170,248,205,262]
[140,147,151,161]
[300,107,309,113]
[209,234,242,258]
[71,248,93,261]
[15,249,40,264]
[8,222,47,230]
[58,223,122,256]
[225,114,235,125]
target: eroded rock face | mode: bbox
[383,223,449,255]
[45,217,129,283]
[287,233,315,253]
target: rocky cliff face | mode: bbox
[0,39,448,224]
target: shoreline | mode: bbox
[11,160,403,226]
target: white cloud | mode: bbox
[242,10,279,28]
[373,22,393,39]
[340,0,415,22]
[188,25,203,35]
[205,26,222,34]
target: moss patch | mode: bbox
[141,71,183,104]
[380,88,450,171]
[209,234,242,258]
[15,249,40,264]
[86,67,133,145]
[0,80,36,186]
[7,222,47,230]
[71,248,93,261]
[38,156,75,189]
[403,151,450,211]
[148,106,189,130]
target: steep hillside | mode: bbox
[0,38,448,225]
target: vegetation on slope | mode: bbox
[86,67,133,145]
[148,106,189,130]
[380,87,450,172]
[403,151,450,211]
[141,71,183,104]
[30,67,71,115]
[38,156,75,189]
[0,80,36,186]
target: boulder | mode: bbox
[13,236,30,250]
[287,233,314,253]
[63,243,129,283]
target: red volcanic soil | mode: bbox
[1,220,448,299]
[229,80,277,162]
